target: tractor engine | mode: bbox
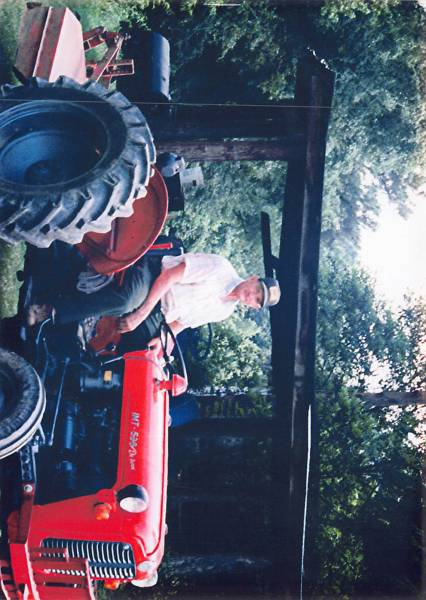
[36,368,122,505]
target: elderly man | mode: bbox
[116,253,280,350]
[28,248,280,347]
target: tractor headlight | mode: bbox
[117,484,149,513]
[137,560,156,574]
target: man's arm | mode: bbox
[117,261,185,332]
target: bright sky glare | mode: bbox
[359,189,426,308]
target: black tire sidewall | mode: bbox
[0,77,154,247]
[0,348,45,458]
[0,84,128,196]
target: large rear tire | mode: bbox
[0,348,45,459]
[0,77,156,247]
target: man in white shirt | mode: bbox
[116,253,279,340]
[27,251,281,348]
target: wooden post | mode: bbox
[149,52,335,594]
[269,52,334,596]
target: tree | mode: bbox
[380,296,426,391]
[142,3,426,595]
[146,1,425,252]
[311,385,422,596]
[309,253,424,595]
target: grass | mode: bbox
[0,1,27,318]
[0,241,25,317]
[0,1,26,67]
[0,1,28,317]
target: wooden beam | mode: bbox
[149,102,305,141]
[156,138,305,161]
[169,417,277,439]
[361,390,426,408]
[149,102,309,161]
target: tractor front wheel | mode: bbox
[0,348,45,459]
[0,77,155,247]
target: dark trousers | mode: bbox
[28,243,163,327]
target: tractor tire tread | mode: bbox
[0,77,156,247]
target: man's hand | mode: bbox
[116,314,140,333]
[147,336,162,354]
[117,304,150,333]
[147,334,175,356]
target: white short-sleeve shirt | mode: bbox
[161,253,243,328]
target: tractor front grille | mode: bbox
[41,538,136,579]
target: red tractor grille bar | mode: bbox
[42,539,136,580]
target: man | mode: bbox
[28,249,281,348]
[116,253,281,351]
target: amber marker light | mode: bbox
[94,502,112,520]
[104,580,121,590]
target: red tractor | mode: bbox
[0,4,187,598]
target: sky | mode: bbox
[359,189,426,309]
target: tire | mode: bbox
[0,77,156,247]
[0,348,45,459]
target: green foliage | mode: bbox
[380,296,426,391]
[0,1,26,72]
[55,0,170,30]
[314,386,422,595]
[317,249,425,393]
[320,2,426,249]
[149,1,426,250]
[317,251,390,389]
[0,241,25,318]
[169,161,283,273]
[147,1,300,103]
[321,0,400,23]
[313,251,424,594]
[190,313,265,390]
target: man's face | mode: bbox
[235,276,264,309]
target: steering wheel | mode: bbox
[158,321,188,384]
